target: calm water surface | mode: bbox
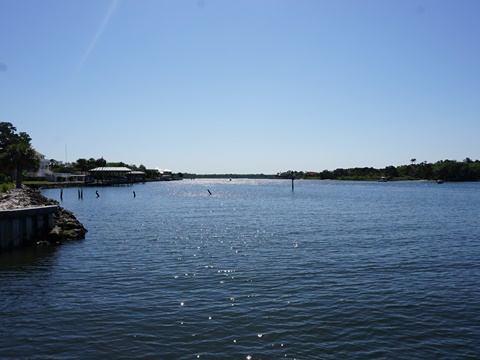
[1,180,480,359]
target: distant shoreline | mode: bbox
[24,178,472,188]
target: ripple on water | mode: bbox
[1,181,480,359]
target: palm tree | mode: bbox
[0,142,39,188]
[410,158,417,165]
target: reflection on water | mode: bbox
[0,245,58,269]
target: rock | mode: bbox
[52,207,87,240]
[47,225,63,242]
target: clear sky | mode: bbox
[1,0,479,174]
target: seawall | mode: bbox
[0,205,58,251]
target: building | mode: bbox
[25,152,55,180]
[88,167,145,185]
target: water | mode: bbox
[1,180,480,359]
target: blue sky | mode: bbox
[1,0,479,174]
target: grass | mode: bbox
[24,181,58,186]
[1,182,14,193]
[1,181,61,193]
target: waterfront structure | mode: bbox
[153,168,177,181]
[0,205,58,251]
[128,171,146,183]
[88,167,145,185]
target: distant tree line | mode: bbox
[277,158,480,182]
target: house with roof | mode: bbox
[25,152,55,180]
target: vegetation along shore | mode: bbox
[184,158,480,182]
[2,122,480,194]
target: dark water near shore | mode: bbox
[1,180,480,359]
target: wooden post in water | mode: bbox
[292,176,295,191]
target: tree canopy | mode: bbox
[0,122,39,188]
[277,158,480,182]
[0,122,32,153]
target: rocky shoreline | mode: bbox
[0,186,87,243]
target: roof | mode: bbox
[89,167,132,172]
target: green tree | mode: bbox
[0,123,16,180]
[107,161,128,168]
[0,122,31,152]
[1,122,39,188]
[0,139,39,188]
[87,158,97,169]
[320,169,334,179]
[383,165,398,178]
[333,168,347,179]
[49,159,60,170]
[95,157,107,167]
[75,158,89,172]
[0,122,16,152]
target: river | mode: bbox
[1,179,479,359]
